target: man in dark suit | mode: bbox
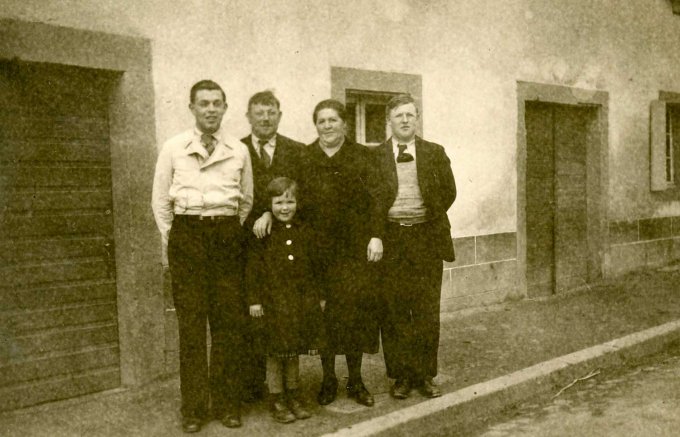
[240,90,305,402]
[241,90,305,237]
[374,94,456,400]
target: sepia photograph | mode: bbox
[1,1,680,435]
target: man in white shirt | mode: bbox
[152,80,253,432]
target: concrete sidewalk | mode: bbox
[1,266,679,437]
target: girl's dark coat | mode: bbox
[245,221,325,355]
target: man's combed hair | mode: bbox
[248,90,281,110]
[312,99,347,123]
[266,177,298,199]
[386,93,418,117]
[190,80,226,103]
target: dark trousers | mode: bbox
[243,233,267,398]
[381,222,443,382]
[168,215,246,419]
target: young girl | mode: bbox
[246,177,324,424]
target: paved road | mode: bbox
[477,352,680,437]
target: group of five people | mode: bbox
[151,80,456,433]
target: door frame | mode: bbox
[517,81,609,297]
[1,18,164,387]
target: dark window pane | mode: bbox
[345,102,357,143]
[365,104,386,143]
[671,105,680,184]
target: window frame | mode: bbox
[345,90,399,146]
[330,66,423,147]
[650,91,680,195]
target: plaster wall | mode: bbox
[2,0,680,237]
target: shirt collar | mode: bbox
[391,137,416,154]
[252,134,276,149]
[185,126,232,157]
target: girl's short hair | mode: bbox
[266,177,298,199]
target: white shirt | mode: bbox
[152,127,254,250]
[251,134,276,160]
[391,137,417,163]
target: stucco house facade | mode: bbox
[1,0,679,410]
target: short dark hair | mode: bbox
[266,177,298,200]
[386,94,418,117]
[312,99,347,124]
[190,80,226,103]
[248,90,280,111]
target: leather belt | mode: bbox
[388,220,427,227]
[175,214,236,222]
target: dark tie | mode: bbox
[201,133,216,155]
[258,139,271,168]
[397,144,414,163]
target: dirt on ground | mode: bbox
[1,267,679,436]
[439,266,680,391]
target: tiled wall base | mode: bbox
[606,216,680,277]
[441,232,518,312]
[605,237,680,277]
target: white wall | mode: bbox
[3,0,680,237]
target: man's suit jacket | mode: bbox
[373,136,457,262]
[241,134,305,230]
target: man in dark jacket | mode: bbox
[374,94,456,400]
[240,90,305,401]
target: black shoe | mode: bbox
[418,378,442,398]
[346,381,374,407]
[181,417,202,433]
[270,394,296,423]
[287,390,312,420]
[219,407,242,428]
[391,378,411,399]
[317,376,338,405]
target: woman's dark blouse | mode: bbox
[298,138,385,260]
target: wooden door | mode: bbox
[0,61,120,410]
[525,102,591,297]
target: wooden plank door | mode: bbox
[0,61,120,410]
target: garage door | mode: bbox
[0,60,120,410]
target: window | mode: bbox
[330,66,423,147]
[345,90,398,146]
[650,97,680,192]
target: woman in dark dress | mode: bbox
[298,99,386,407]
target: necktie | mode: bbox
[201,133,216,155]
[259,139,271,168]
[396,144,414,163]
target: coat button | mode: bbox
[286,240,292,245]
[288,254,294,261]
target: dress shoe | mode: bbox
[390,378,411,399]
[287,390,312,419]
[181,417,202,433]
[270,394,296,423]
[346,381,375,407]
[317,376,338,405]
[220,408,242,428]
[418,378,442,398]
